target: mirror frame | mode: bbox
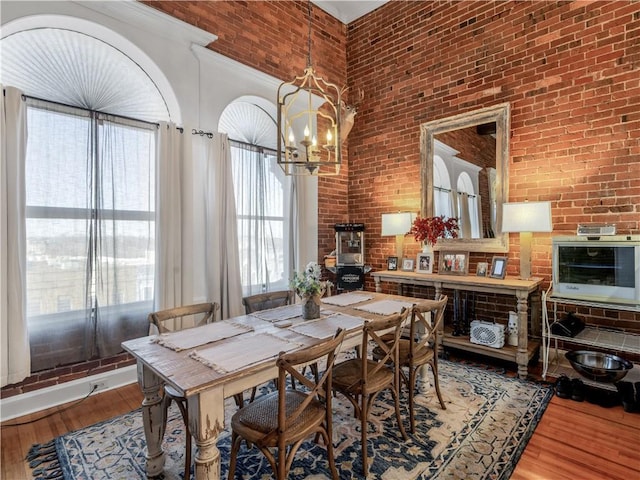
[420,102,510,253]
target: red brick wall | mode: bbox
[347,0,639,327]
[142,0,351,261]
[4,0,638,399]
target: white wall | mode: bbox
[1,0,318,306]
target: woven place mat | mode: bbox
[190,333,303,374]
[321,292,374,307]
[289,313,366,339]
[150,320,253,351]
[249,304,303,322]
[353,299,415,316]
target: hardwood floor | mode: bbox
[2,379,639,479]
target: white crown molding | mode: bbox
[190,45,282,90]
[74,0,217,46]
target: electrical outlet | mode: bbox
[89,381,107,393]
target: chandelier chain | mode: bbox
[307,0,312,68]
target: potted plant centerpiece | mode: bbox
[410,215,459,254]
[290,262,332,320]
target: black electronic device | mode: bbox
[550,312,585,338]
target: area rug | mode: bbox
[28,360,553,480]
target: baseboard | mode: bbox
[0,365,137,422]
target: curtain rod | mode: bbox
[192,129,214,138]
[20,93,183,132]
[435,185,477,199]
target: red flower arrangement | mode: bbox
[410,215,459,246]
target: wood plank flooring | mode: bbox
[2,380,639,479]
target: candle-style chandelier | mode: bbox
[276,0,342,176]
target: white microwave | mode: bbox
[552,235,640,306]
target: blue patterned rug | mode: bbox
[28,360,552,480]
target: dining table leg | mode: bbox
[188,386,225,480]
[138,362,167,477]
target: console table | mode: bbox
[372,270,544,378]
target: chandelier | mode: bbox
[276,1,342,176]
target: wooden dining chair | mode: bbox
[331,308,410,477]
[149,302,225,480]
[242,290,294,313]
[399,296,449,432]
[240,290,295,404]
[228,328,346,480]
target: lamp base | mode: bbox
[395,234,404,259]
[519,231,532,280]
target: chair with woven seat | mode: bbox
[149,302,223,480]
[331,308,410,477]
[376,295,448,433]
[242,290,294,313]
[227,328,346,480]
[240,290,295,404]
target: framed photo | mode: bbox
[416,252,433,274]
[401,258,415,272]
[490,256,508,279]
[387,256,398,271]
[476,262,488,277]
[439,251,469,275]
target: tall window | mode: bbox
[230,141,292,295]
[25,99,156,371]
[456,172,480,238]
[220,98,292,296]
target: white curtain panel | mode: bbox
[1,86,30,387]
[203,133,244,319]
[155,122,184,312]
[459,192,472,239]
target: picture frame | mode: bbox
[416,252,433,274]
[476,261,488,277]
[490,256,508,279]
[439,251,469,275]
[387,256,398,271]
[401,258,415,272]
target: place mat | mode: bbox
[353,299,415,316]
[249,304,302,322]
[321,292,374,306]
[190,333,302,374]
[150,320,253,351]
[289,313,366,339]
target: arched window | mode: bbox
[219,97,293,295]
[456,172,480,238]
[1,22,172,371]
[433,155,454,218]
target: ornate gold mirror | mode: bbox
[420,103,510,253]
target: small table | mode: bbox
[122,291,434,480]
[371,270,543,378]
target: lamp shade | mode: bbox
[502,201,552,233]
[381,212,414,236]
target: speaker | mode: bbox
[469,320,505,349]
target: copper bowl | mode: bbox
[565,350,633,383]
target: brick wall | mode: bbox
[4,0,638,399]
[143,0,351,260]
[347,0,639,328]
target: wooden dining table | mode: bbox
[122,291,438,480]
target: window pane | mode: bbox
[99,118,155,212]
[26,106,91,209]
[26,218,89,317]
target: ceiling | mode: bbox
[312,1,390,24]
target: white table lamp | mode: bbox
[381,212,414,259]
[502,201,552,279]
